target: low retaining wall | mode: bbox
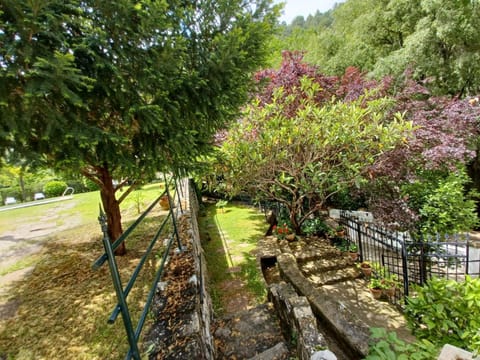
[186,179,215,359]
[268,282,336,360]
[276,253,369,357]
[145,179,215,359]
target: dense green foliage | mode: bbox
[1,0,278,173]
[416,169,478,235]
[0,0,279,244]
[278,0,480,96]
[405,276,480,355]
[368,276,480,358]
[43,180,67,197]
[0,164,56,202]
[220,59,412,233]
[366,327,439,360]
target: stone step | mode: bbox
[281,237,350,262]
[294,246,343,262]
[303,266,361,286]
[247,342,290,360]
[299,256,355,273]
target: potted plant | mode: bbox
[333,238,348,252]
[382,274,399,298]
[368,278,385,299]
[348,243,359,261]
[273,222,295,241]
[159,194,171,210]
[371,262,386,277]
[335,225,346,238]
[358,261,372,277]
[326,226,337,239]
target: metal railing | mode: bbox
[92,176,186,359]
[340,211,480,305]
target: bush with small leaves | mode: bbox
[43,181,68,197]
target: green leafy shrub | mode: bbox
[83,178,99,192]
[366,327,439,360]
[66,180,88,194]
[0,187,22,203]
[405,168,479,236]
[405,276,480,354]
[215,199,228,213]
[43,180,68,197]
[328,186,366,210]
[301,217,330,236]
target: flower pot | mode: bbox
[349,251,359,261]
[285,234,296,242]
[160,195,170,210]
[383,286,396,298]
[361,266,372,277]
[370,288,382,299]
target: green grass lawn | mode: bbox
[0,182,168,360]
[0,188,269,358]
[0,182,164,236]
[199,201,269,313]
[0,183,165,277]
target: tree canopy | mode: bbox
[0,0,279,251]
[366,79,480,231]
[219,53,412,233]
[277,0,480,96]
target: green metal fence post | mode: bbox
[174,177,184,213]
[164,174,182,251]
[98,209,141,360]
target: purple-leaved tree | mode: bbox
[367,75,480,229]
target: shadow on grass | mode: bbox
[0,215,167,360]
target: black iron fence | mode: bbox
[92,176,186,360]
[340,211,480,305]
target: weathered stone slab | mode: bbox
[257,236,283,259]
[268,281,330,360]
[300,257,358,273]
[308,289,370,357]
[303,267,361,286]
[437,344,478,360]
[295,248,343,263]
[277,253,369,357]
[247,342,290,360]
[310,350,337,360]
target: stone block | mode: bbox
[311,349,337,360]
[438,344,477,360]
[247,342,290,360]
[268,281,330,360]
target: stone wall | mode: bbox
[268,282,335,360]
[184,179,215,359]
[145,179,215,359]
[276,252,369,357]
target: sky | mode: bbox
[274,0,344,24]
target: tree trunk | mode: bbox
[99,169,126,255]
[289,206,302,235]
[19,172,26,202]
